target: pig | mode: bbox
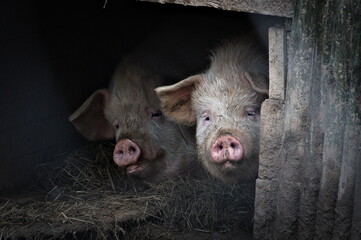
[69,61,197,183]
[155,34,269,184]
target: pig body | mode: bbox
[156,34,269,184]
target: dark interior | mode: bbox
[0,0,284,192]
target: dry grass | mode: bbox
[0,142,255,240]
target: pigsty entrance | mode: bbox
[0,0,288,239]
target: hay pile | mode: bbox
[0,142,255,240]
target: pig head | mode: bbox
[156,36,268,184]
[69,64,196,183]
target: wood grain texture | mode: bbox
[253,0,361,238]
[140,0,295,17]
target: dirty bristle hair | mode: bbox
[0,142,255,239]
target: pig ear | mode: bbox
[69,89,114,141]
[243,72,269,95]
[155,75,202,125]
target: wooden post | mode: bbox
[254,26,288,239]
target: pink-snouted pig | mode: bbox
[155,34,269,184]
[69,62,196,183]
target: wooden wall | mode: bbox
[254,0,361,239]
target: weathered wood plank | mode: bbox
[268,27,288,101]
[330,1,360,238]
[254,100,284,239]
[337,1,361,239]
[351,136,361,240]
[258,26,288,179]
[254,25,288,239]
[314,0,357,238]
[296,30,323,240]
[295,0,330,236]
[332,101,359,240]
[140,0,295,18]
[258,99,285,180]
[271,0,316,238]
[350,4,361,239]
[253,179,279,239]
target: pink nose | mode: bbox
[113,139,141,167]
[210,135,243,163]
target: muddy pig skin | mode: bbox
[156,34,269,184]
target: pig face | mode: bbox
[193,76,267,183]
[69,66,196,183]
[156,37,268,184]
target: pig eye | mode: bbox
[113,120,120,129]
[151,110,162,119]
[202,115,211,123]
[200,111,212,125]
[246,111,257,120]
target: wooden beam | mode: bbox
[139,0,295,18]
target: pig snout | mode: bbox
[210,135,243,163]
[113,139,141,167]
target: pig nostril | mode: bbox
[129,146,136,153]
[230,143,236,148]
